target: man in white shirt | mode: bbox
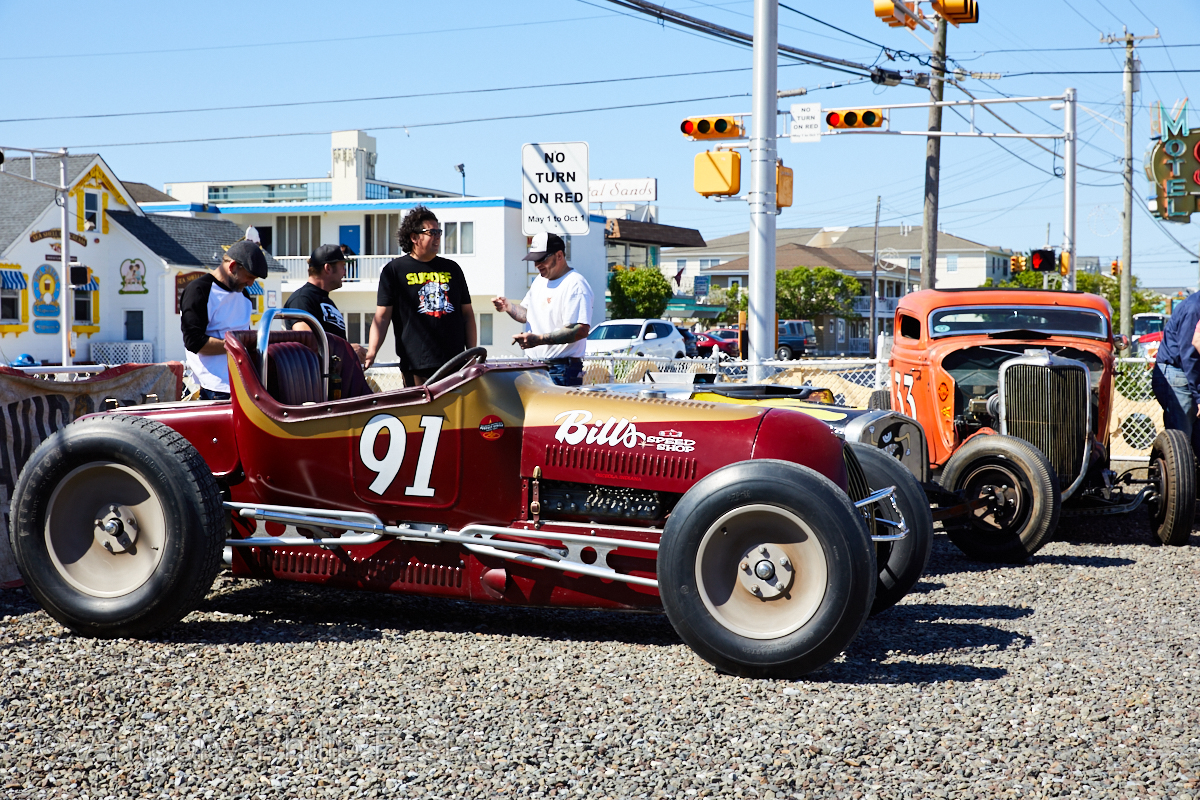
[179,240,266,400]
[492,232,594,386]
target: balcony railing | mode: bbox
[275,255,394,284]
[851,296,899,315]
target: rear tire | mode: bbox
[10,414,225,637]
[939,435,1060,563]
[1148,429,1195,546]
[847,443,934,615]
[868,389,892,410]
[659,460,875,678]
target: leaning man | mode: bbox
[493,232,594,386]
[1151,290,1200,455]
[180,241,267,400]
[284,243,366,362]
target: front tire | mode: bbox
[659,460,875,678]
[939,435,1060,563]
[775,346,793,361]
[1147,429,1195,546]
[867,389,892,410]
[847,443,933,615]
[10,414,225,637]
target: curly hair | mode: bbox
[398,205,438,255]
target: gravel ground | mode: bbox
[2,514,1199,800]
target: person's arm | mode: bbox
[290,320,314,334]
[463,303,478,349]
[365,306,393,368]
[513,323,589,349]
[492,296,528,323]
[180,279,225,355]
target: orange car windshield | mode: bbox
[929,306,1108,340]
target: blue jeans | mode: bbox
[1152,362,1200,453]
[545,358,584,387]
[199,387,231,401]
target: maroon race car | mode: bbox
[9,310,910,678]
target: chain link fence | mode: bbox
[366,354,1166,460]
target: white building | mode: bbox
[0,154,285,366]
[150,131,607,362]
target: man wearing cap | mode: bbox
[365,205,476,385]
[284,244,366,362]
[179,240,267,400]
[492,232,594,386]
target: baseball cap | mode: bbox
[308,243,347,270]
[226,240,269,279]
[522,232,566,262]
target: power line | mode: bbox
[777,3,888,52]
[62,93,753,149]
[0,66,773,125]
[1003,69,1200,76]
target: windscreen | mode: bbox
[588,324,640,340]
[1133,316,1164,336]
[929,306,1108,340]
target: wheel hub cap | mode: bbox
[94,504,140,554]
[737,543,795,600]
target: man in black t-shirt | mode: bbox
[285,244,366,362]
[365,205,476,385]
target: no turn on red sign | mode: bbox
[521,142,590,236]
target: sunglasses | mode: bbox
[419,227,443,237]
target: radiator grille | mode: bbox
[1003,362,1088,486]
[544,444,697,480]
[842,444,875,538]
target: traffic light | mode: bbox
[776,161,793,209]
[1111,259,1120,276]
[694,150,741,197]
[1059,252,1070,277]
[1009,253,1022,273]
[932,0,979,25]
[1018,254,1029,272]
[874,0,919,29]
[1029,249,1055,272]
[826,109,883,129]
[680,116,744,141]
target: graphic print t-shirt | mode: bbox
[376,254,472,372]
[285,282,348,340]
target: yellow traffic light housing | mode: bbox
[776,161,793,209]
[1111,259,1120,276]
[874,0,919,29]
[1059,252,1070,277]
[932,0,979,25]
[1009,253,1022,273]
[681,116,744,141]
[1018,254,1029,272]
[826,109,883,129]
[694,150,741,197]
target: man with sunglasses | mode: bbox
[492,232,593,386]
[366,206,476,386]
[179,240,268,400]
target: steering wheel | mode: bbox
[425,347,488,385]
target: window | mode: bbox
[909,255,921,273]
[84,193,99,231]
[946,254,958,272]
[899,314,920,339]
[364,214,400,256]
[676,259,687,269]
[698,258,720,268]
[479,313,493,346]
[74,289,91,323]
[347,312,363,345]
[307,182,331,201]
[730,280,740,293]
[441,222,474,256]
[0,288,18,322]
[273,215,322,256]
[125,310,144,341]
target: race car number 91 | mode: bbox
[359,414,444,496]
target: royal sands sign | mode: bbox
[1147,100,1199,222]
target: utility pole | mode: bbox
[920,18,947,291]
[746,0,778,379]
[871,196,880,359]
[1062,87,1077,291]
[1102,27,1158,337]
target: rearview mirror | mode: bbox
[1113,333,1131,351]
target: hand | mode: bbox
[364,349,377,368]
[492,296,509,313]
[512,332,540,350]
[351,343,367,365]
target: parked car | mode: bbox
[1132,312,1167,342]
[675,327,700,358]
[874,288,1193,562]
[695,330,740,358]
[586,319,686,358]
[776,319,816,360]
[9,309,907,678]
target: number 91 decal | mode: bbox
[359,414,444,496]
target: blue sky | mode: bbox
[1,0,1198,285]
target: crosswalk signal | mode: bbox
[776,161,793,209]
[681,116,744,141]
[1029,249,1055,273]
[694,150,741,197]
[1059,252,1070,277]
[825,109,883,129]
[932,0,979,25]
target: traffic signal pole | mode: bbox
[746,0,778,378]
[920,18,947,291]
[1062,88,1077,291]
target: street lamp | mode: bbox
[454,163,465,197]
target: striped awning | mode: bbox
[246,281,264,296]
[0,270,27,291]
[77,279,99,291]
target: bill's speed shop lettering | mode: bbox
[521,142,590,236]
[553,409,697,452]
